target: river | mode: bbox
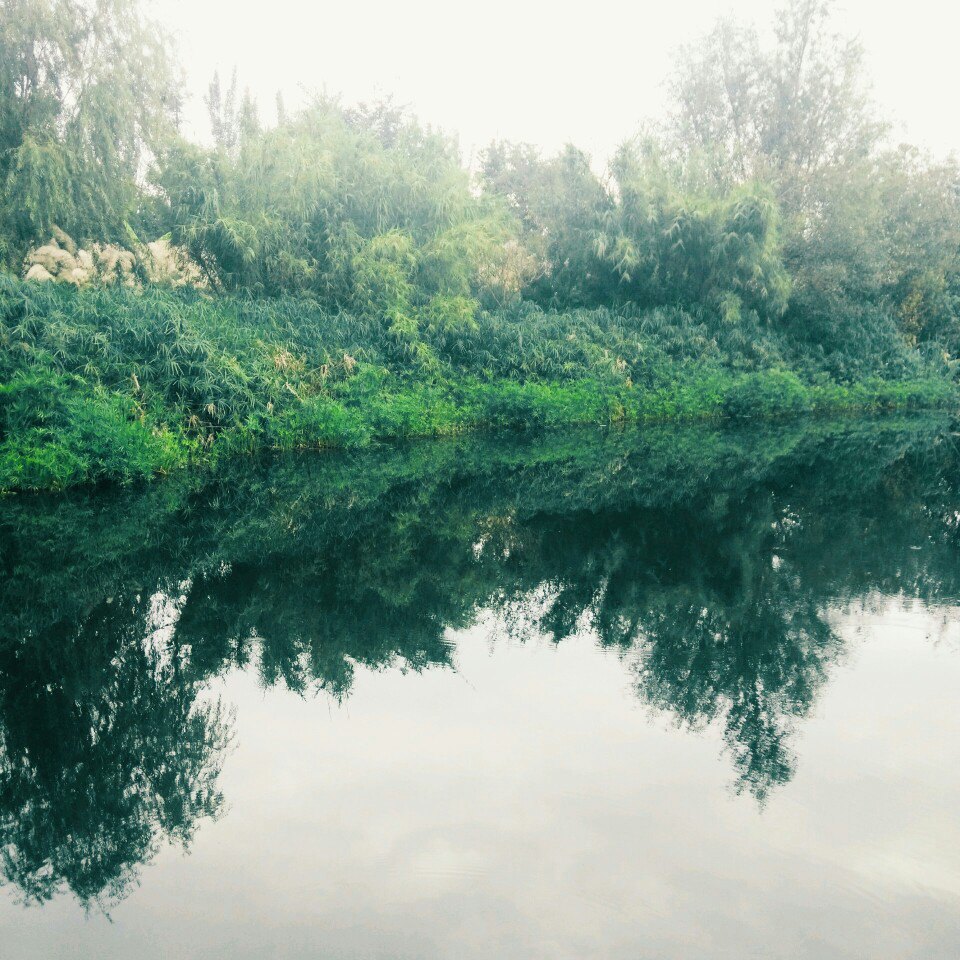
[1,417,958,958]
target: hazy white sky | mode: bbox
[152,0,958,164]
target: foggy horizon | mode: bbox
[155,0,960,164]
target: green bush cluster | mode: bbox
[3,1,960,490]
[0,369,186,489]
[0,278,953,490]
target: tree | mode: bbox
[479,141,613,307]
[669,0,885,209]
[666,1,960,352]
[158,95,517,312]
[0,0,182,267]
[206,68,260,155]
[599,137,790,323]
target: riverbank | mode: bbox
[1,277,955,491]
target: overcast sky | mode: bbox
[151,0,958,164]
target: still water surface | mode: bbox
[1,418,959,958]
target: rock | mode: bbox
[30,244,73,274]
[24,236,203,289]
[147,239,169,261]
[59,253,79,274]
[143,237,202,286]
[25,264,54,282]
[95,245,120,277]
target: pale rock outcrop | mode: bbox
[143,237,203,287]
[93,244,121,276]
[22,228,204,289]
[25,264,54,282]
[31,244,74,274]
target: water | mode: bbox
[1,417,959,958]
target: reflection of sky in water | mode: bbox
[3,420,960,957]
[5,605,959,960]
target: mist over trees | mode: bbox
[661,0,960,355]
[1,0,957,354]
[1,0,959,491]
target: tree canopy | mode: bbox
[1,0,959,482]
[0,0,182,263]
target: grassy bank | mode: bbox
[0,277,955,491]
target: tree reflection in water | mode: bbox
[2,415,959,905]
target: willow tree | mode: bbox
[0,0,182,267]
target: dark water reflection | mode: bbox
[1,416,959,956]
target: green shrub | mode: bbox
[721,371,813,419]
[0,279,954,490]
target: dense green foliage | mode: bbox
[1,275,953,490]
[1,0,959,488]
[0,0,181,265]
[665,2,960,354]
[157,96,516,317]
[3,415,960,903]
